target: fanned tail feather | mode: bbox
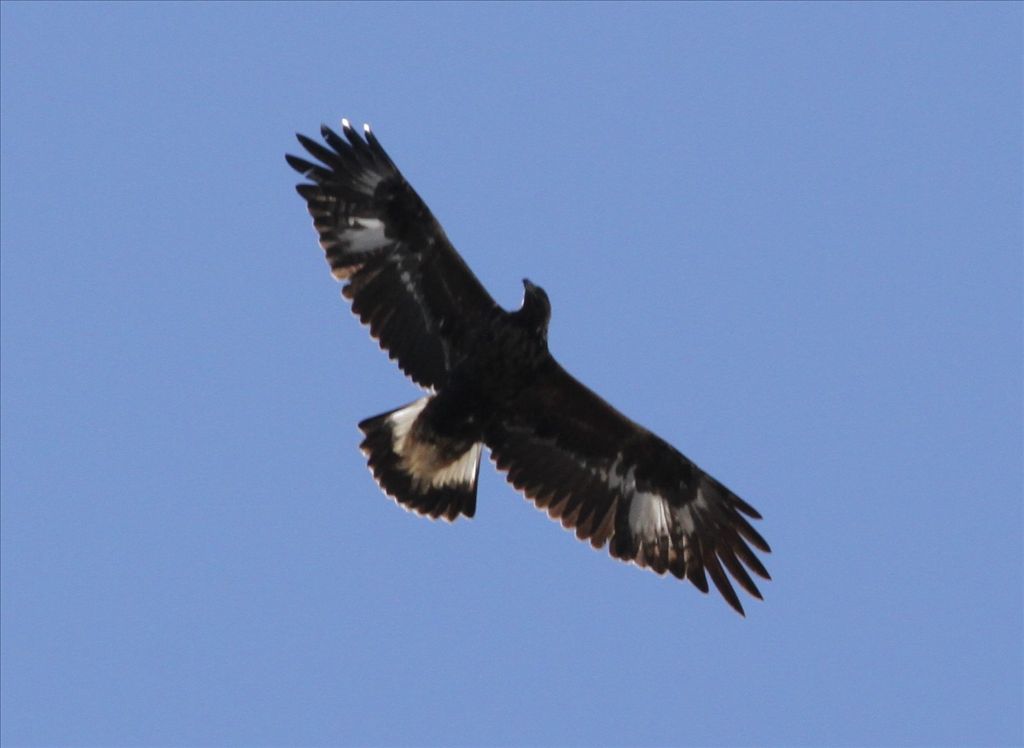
[358,397,482,522]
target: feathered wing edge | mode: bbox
[485,364,771,616]
[606,465,771,616]
[287,120,498,390]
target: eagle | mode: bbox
[287,120,770,615]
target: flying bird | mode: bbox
[287,120,770,615]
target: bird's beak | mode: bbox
[522,278,535,292]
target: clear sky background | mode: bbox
[2,3,1021,746]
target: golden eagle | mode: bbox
[287,120,770,615]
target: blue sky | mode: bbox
[2,3,1021,746]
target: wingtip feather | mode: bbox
[705,552,745,616]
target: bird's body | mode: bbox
[288,119,771,615]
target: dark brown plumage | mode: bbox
[287,119,770,615]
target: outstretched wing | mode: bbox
[287,120,498,390]
[485,359,771,615]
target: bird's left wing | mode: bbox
[484,359,771,615]
[287,121,499,390]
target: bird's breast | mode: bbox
[447,315,549,408]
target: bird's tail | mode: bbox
[358,397,483,522]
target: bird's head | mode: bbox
[517,278,551,341]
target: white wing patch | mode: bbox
[612,457,708,543]
[345,217,389,253]
[628,490,673,538]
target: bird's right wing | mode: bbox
[484,359,771,615]
[287,121,499,390]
